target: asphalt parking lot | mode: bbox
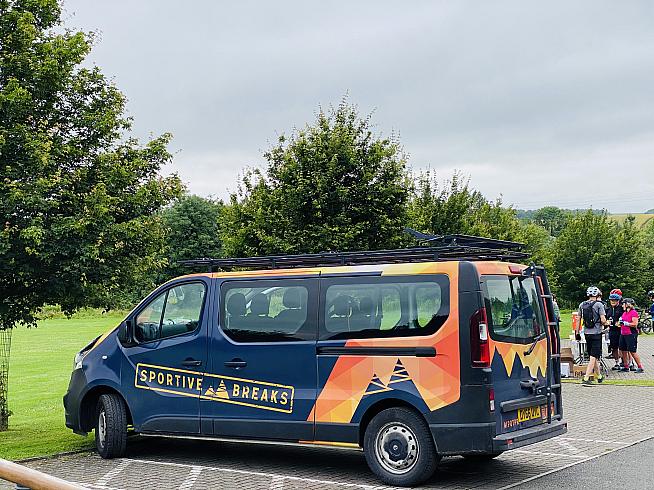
[5,383,654,490]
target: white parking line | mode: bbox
[179,466,202,490]
[95,460,131,487]
[122,458,388,489]
[270,475,285,489]
[560,437,624,445]
[555,438,587,457]
[512,449,586,459]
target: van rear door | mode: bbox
[480,274,557,435]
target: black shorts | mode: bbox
[619,333,638,353]
[585,333,603,359]
[609,328,621,350]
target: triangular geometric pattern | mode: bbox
[388,359,411,384]
[387,359,422,398]
[215,380,230,399]
[363,373,392,397]
[490,338,547,378]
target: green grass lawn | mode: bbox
[558,309,573,339]
[0,313,124,460]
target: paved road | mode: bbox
[515,437,654,489]
[5,384,654,489]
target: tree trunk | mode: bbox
[0,328,11,431]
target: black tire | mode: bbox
[95,393,127,459]
[463,451,503,461]
[363,407,438,487]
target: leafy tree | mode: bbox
[0,0,182,429]
[406,171,550,261]
[531,206,570,237]
[160,195,223,279]
[640,219,654,300]
[221,100,411,256]
[550,212,648,306]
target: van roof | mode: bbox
[172,260,528,281]
[176,235,529,277]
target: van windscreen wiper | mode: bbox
[524,332,547,356]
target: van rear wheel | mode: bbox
[95,394,127,459]
[363,407,438,487]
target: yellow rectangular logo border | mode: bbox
[134,363,295,414]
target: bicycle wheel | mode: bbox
[640,318,653,334]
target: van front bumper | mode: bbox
[492,419,568,451]
[63,368,88,435]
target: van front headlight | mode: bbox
[74,351,86,370]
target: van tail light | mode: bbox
[489,388,495,412]
[470,307,490,367]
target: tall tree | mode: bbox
[550,212,648,305]
[221,100,412,256]
[160,195,223,279]
[0,0,182,429]
[530,206,570,237]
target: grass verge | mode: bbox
[0,313,124,460]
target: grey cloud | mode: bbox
[64,0,654,212]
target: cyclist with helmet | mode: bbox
[619,298,644,373]
[579,286,609,385]
[606,289,624,368]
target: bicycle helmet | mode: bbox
[586,286,601,297]
[608,293,621,300]
[610,288,623,298]
[623,297,636,306]
[648,290,654,298]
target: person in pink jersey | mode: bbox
[619,298,644,373]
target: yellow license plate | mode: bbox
[517,406,542,422]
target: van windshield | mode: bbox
[482,275,544,344]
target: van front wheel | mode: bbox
[363,407,438,487]
[95,394,127,459]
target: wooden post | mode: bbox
[0,459,86,490]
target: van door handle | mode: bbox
[224,359,247,369]
[182,359,202,367]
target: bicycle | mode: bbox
[638,310,653,334]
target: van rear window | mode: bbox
[320,275,449,341]
[482,275,544,344]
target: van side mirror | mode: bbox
[118,319,137,347]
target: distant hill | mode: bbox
[646,209,654,214]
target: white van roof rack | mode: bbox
[178,232,529,272]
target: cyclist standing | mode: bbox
[579,286,609,385]
[619,298,644,373]
[606,289,624,369]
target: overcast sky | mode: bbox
[63,1,654,213]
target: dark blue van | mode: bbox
[64,242,566,487]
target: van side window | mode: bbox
[320,276,449,340]
[221,280,314,342]
[482,275,544,344]
[134,282,206,343]
[135,292,166,343]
